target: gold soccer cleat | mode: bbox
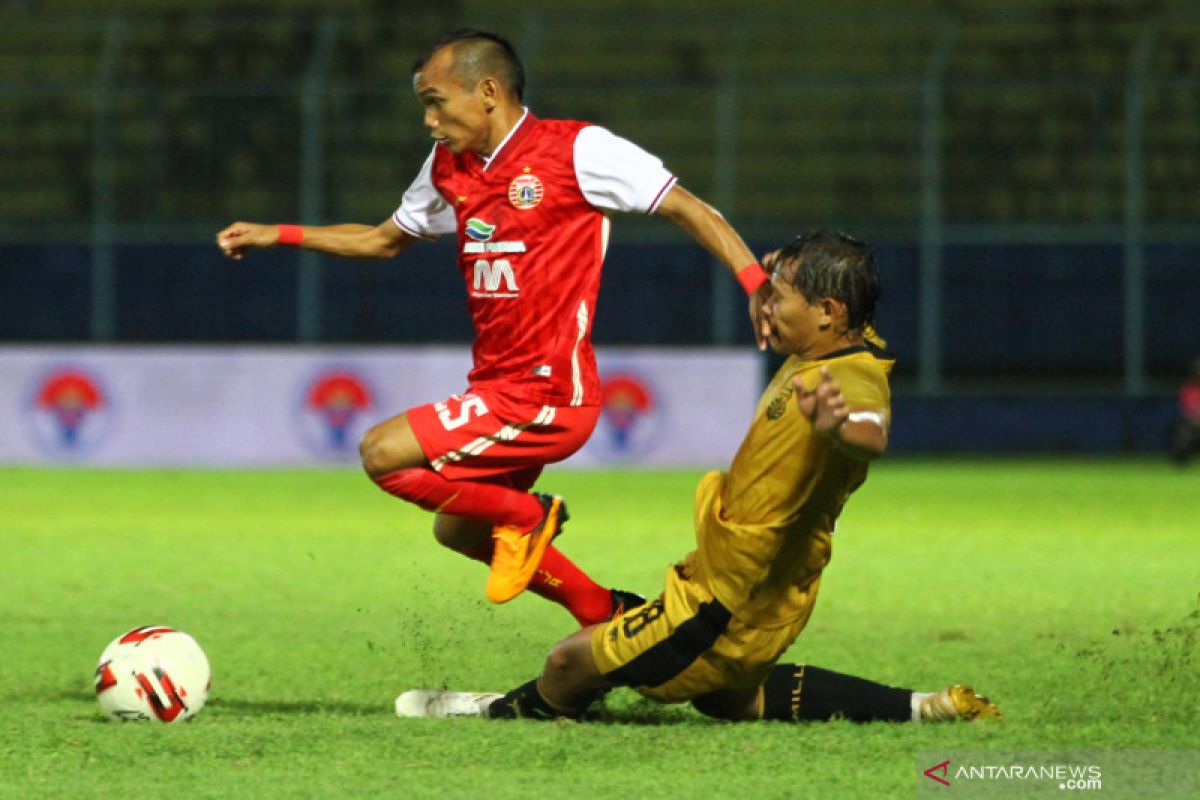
[919,685,1002,722]
[485,494,568,604]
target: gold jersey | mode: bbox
[690,344,894,629]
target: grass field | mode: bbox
[1,461,1197,798]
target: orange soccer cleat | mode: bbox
[485,494,569,604]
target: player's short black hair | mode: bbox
[412,28,525,102]
[778,230,880,335]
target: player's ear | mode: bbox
[816,297,836,326]
[818,298,850,332]
[479,76,501,110]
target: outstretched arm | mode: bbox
[655,185,771,349]
[794,367,889,460]
[216,218,417,261]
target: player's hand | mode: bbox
[749,282,772,351]
[216,222,278,260]
[793,367,849,433]
[749,249,781,350]
[761,249,781,274]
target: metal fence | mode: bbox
[2,8,1198,395]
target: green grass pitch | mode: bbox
[1,461,1197,798]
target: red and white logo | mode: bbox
[295,368,377,458]
[591,371,663,461]
[508,173,544,209]
[26,366,114,458]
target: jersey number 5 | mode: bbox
[436,394,488,431]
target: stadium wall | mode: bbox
[890,396,1177,455]
[3,241,1197,382]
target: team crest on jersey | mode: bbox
[508,173,544,209]
[766,386,793,420]
[465,217,496,241]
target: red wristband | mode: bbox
[736,262,769,295]
[277,224,304,246]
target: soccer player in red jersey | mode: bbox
[216,29,771,626]
[1171,356,1200,464]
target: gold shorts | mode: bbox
[590,560,812,704]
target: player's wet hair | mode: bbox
[778,230,880,335]
[413,29,525,102]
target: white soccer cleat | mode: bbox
[394,690,503,718]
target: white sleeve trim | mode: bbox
[390,210,425,239]
[647,175,678,214]
[574,125,676,214]
[393,146,457,239]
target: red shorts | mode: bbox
[407,387,600,490]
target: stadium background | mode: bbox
[2,0,1198,458]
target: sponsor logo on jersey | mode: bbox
[508,173,544,209]
[462,241,526,254]
[25,366,115,458]
[295,368,377,458]
[590,371,663,461]
[472,258,519,296]
[465,217,496,242]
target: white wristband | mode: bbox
[846,411,886,428]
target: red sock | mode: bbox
[532,546,615,626]
[373,468,543,530]
[461,541,613,627]
[376,468,611,625]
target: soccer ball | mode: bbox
[94,626,211,722]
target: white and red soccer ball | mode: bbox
[94,626,211,722]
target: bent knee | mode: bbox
[544,636,593,681]
[539,630,612,706]
[545,641,576,677]
[358,426,385,475]
[359,425,418,477]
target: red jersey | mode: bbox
[393,111,676,408]
[1181,379,1200,422]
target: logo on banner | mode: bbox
[296,368,377,458]
[26,366,114,458]
[593,371,663,461]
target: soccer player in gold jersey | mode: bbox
[396,231,1000,723]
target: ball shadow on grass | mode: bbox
[206,697,391,717]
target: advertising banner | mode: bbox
[0,347,759,468]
